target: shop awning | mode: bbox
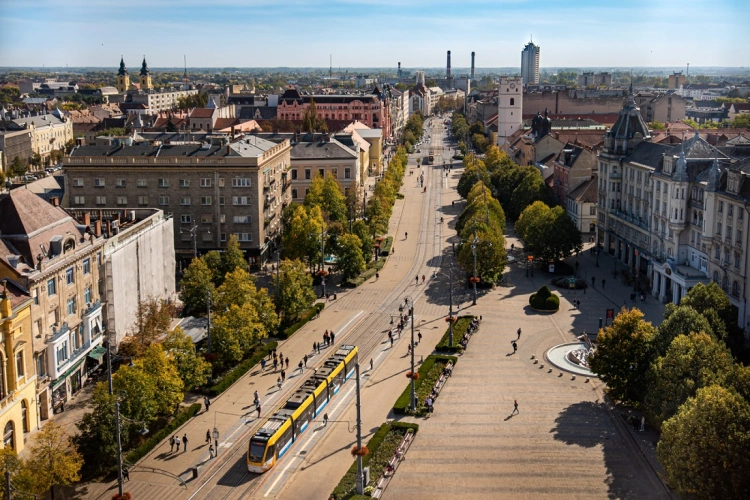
[88,345,107,362]
[51,358,85,389]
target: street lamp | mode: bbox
[402,296,417,412]
[471,230,479,306]
[114,402,149,498]
[180,223,210,259]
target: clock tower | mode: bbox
[497,76,523,147]
[116,56,130,93]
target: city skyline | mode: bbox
[1,0,748,69]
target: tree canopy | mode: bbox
[515,201,582,263]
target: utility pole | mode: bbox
[320,230,326,298]
[275,247,281,300]
[206,291,212,356]
[449,262,454,347]
[355,363,364,494]
[5,470,11,500]
[472,230,478,306]
[115,401,124,498]
[407,298,416,412]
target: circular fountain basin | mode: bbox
[545,342,597,377]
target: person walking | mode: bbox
[182,434,188,452]
[511,340,517,354]
[602,279,606,288]
[205,429,211,444]
[298,360,304,374]
[175,435,181,452]
[370,358,374,371]
[285,357,290,369]
[209,443,215,459]
[273,358,278,371]
[170,435,176,452]
[405,232,408,240]
[281,369,286,382]
[417,332,423,344]
[416,275,419,285]
[304,354,308,367]
[517,328,522,340]
[277,376,282,390]
[512,400,519,415]
[390,336,394,347]
[261,358,267,372]
[323,413,329,426]
[256,404,262,418]
[330,332,335,344]
[204,396,211,412]
[323,330,328,345]
[591,276,596,287]
[422,274,426,284]
[123,468,130,482]
[312,342,317,354]
[254,390,259,404]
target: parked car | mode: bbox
[551,276,588,289]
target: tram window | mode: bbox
[300,401,313,424]
[249,440,266,462]
[264,444,276,461]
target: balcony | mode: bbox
[735,240,743,250]
[264,195,276,210]
[689,198,705,210]
[283,178,292,191]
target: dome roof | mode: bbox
[607,91,650,142]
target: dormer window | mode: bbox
[63,239,75,253]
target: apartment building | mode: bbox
[64,136,291,268]
[288,135,360,202]
[277,88,385,130]
[12,109,73,167]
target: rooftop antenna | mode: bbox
[629,69,633,93]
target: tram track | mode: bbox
[193,119,447,499]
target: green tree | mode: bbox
[649,121,667,130]
[24,422,83,500]
[111,363,158,423]
[305,175,347,224]
[282,204,325,270]
[250,286,280,336]
[30,152,42,169]
[211,304,266,366]
[654,305,714,356]
[301,99,328,133]
[366,196,389,235]
[140,343,184,415]
[657,385,750,499]
[215,267,256,311]
[588,308,657,403]
[515,202,582,263]
[680,281,743,355]
[276,258,316,322]
[202,250,224,286]
[338,234,366,281]
[179,258,215,315]
[220,234,248,278]
[119,298,173,357]
[163,327,212,390]
[509,170,548,220]
[352,219,374,263]
[9,156,27,177]
[733,114,750,129]
[644,332,734,428]
[74,383,118,478]
[457,228,507,284]
[0,447,27,500]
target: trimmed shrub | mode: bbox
[435,315,476,353]
[379,236,394,256]
[280,303,325,339]
[347,258,386,288]
[125,403,201,464]
[392,355,458,414]
[205,341,278,396]
[529,285,559,311]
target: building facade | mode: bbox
[276,89,385,130]
[0,279,38,452]
[288,136,360,202]
[64,136,291,268]
[578,72,613,88]
[521,40,540,85]
[497,77,523,146]
[0,121,33,173]
[12,110,73,167]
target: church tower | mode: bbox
[497,76,523,147]
[116,56,130,93]
[139,56,153,90]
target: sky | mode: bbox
[1,0,749,69]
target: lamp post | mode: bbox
[403,296,416,412]
[449,262,455,347]
[206,290,212,357]
[180,223,209,259]
[471,230,479,306]
[114,401,148,497]
[355,363,364,494]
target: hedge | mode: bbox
[435,315,476,353]
[204,341,278,397]
[529,285,560,311]
[330,421,419,500]
[279,303,325,340]
[348,258,386,288]
[379,236,394,256]
[392,355,457,415]
[124,403,201,465]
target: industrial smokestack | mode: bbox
[471,52,475,80]
[447,50,452,78]
[398,62,401,79]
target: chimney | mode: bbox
[82,212,91,228]
[105,220,111,236]
[446,51,451,79]
[471,52,475,80]
[49,196,60,207]
[94,219,102,237]
[398,62,401,79]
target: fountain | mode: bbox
[544,335,598,377]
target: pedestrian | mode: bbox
[517,328,522,340]
[591,276,596,287]
[512,400,519,415]
[254,390,259,403]
[298,360,304,374]
[511,340,517,353]
[323,413,329,426]
[390,336,394,347]
[577,299,581,309]
[417,332,423,344]
[330,332,335,344]
[285,357,290,369]
[317,342,321,354]
[273,358,278,371]
[304,354,308,367]
[407,344,412,355]
[388,330,392,342]
[324,330,328,345]
[206,429,211,444]
[209,443,215,459]
[277,376,282,390]
[175,435,181,452]
[312,342,316,354]
[123,468,130,481]
[261,358,266,372]
[257,404,262,418]
[375,272,380,280]
[204,396,211,412]
[370,358,374,371]
[602,279,606,288]
[405,232,408,240]
[170,435,175,452]
[415,275,419,285]
[182,434,188,452]
[281,369,286,382]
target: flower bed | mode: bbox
[330,421,419,500]
[348,258,387,288]
[392,355,458,415]
[279,303,325,339]
[435,315,476,353]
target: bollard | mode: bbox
[533,359,538,364]
[547,368,552,373]
[558,372,563,377]
[585,377,590,383]
[571,376,576,380]
[530,355,535,360]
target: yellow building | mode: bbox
[0,279,38,452]
[116,57,130,94]
[139,57,153,90]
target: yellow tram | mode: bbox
[247,344,358,473]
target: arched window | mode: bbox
[3,421,14,450]
[63,238,75,253]
[722,275,729,291]
[667,247,673,258]
[732,281,740,298]
[510,98,515,106]
[21,400,29,433]
[692,210,698,224]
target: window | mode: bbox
[235,233,252,242]
[74,196,85,206]
[117,196,127,206]
[220,233,227,242]
[733,281,740,297]
[717,222,722,236]
[725,249,730,264]
[180,197,191,206]
[83,258,91,275]
[318,168,325,178]
[56,341,68,365]
[158,178,169,188]
[728,204,734,217]
[16,351,24,378]
[158,196,169,206]
[740,210,744,220]
[510,97,515,105]
[32,288,38,305]
[180,179,190,188]
[180,214,192,223]
[95,196,106,205]
[738,230,743,243]
[201,214,213,224]
[137,179,147,188]
[116,179,126,188]
[715,246,721,259]
[727,227,733,240]
[331,168,338,178]
[201,196,212,205]
[200,178,212,187]
[232,178,252,187]
[291,169,298,180]
[73,179,84,187]
[138,196,149,206]
[67,296,76,315]
[735,252,741,269]
[233,215,252,224]
[292,188,298,199]
[344,167,351,179]
[84,285,92,305]
[218,178,225,187]
[94,178,105,187]
[47,278,56,296]
[719,201,723,213]
[66,267,74,285]
[233,196,250,205]
[305,169,311,180]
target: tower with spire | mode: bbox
[140,56,153,90]
[116,56,130,93]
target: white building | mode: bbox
[521,40,540,85]
[496,77,523,147]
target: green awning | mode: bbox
[51,358,85,389]
[88,345,107,362]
